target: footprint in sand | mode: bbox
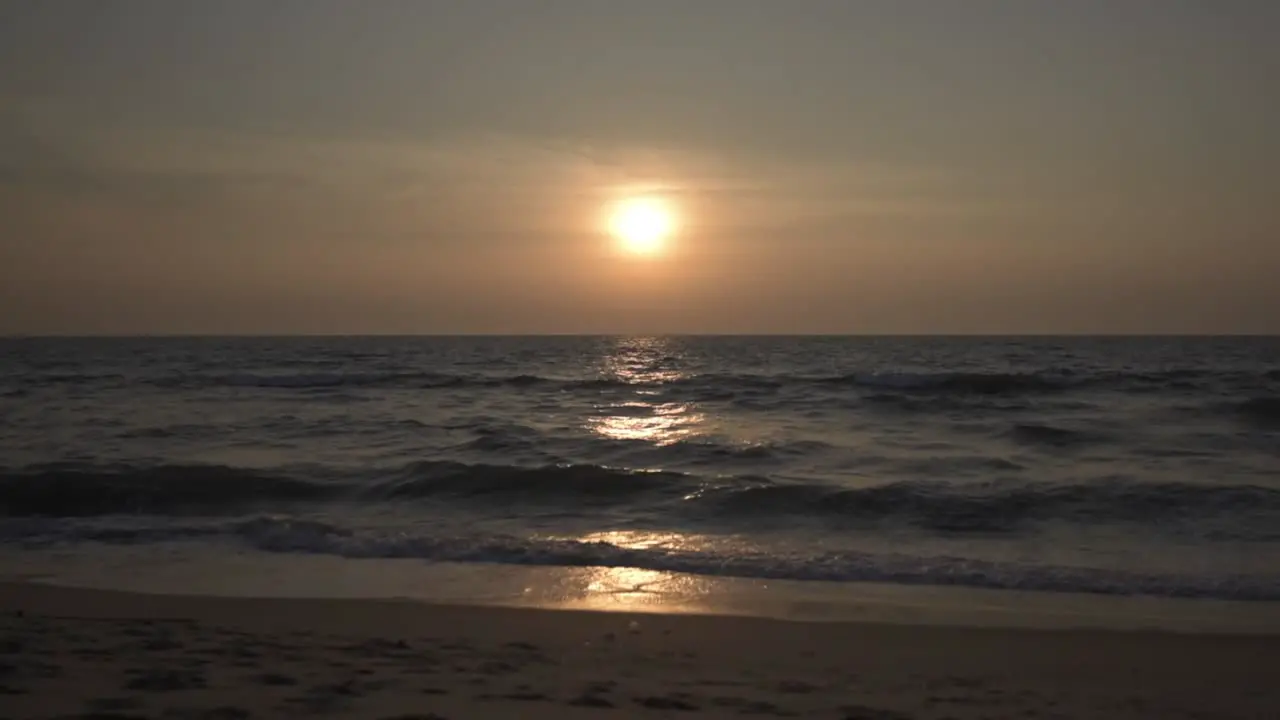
[569,693,616,708]
[478,690,551,702]
[634,695,700,711]
[59,707,151,712]
[124,669,207,692]
[161,706,251,720]
[420,686,449,696]
[141,637,184,652]
[839,705,917,720]
[253,672,298,686]
[776,680,821,694]
[712,697,798,716]
[86,697,146,712]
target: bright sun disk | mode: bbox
[609,197,676,255]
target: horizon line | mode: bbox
[3,332,1277,340]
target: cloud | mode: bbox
[0,92,997,249]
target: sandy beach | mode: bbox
[1,582,1276,720]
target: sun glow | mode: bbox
[608,197,676,255]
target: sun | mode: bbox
[608,197,676,255]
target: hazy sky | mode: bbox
[2,0,1277,334]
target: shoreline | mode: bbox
[6,545,1280,636]
[3,581,1279,719]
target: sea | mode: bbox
[2,336,1279,617]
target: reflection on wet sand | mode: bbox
[548,530,721,611]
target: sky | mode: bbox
[1,0,1277,335]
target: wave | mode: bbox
[1008,423,1105,448]
[0,462,688,517]
[1236,396,1280,426]
[443,426,836,468]
[823,371,1071,395]
[370,462,686,504]
[2,463,1277,540]
[5,515,1275,601]
[23,372,130,386]
[153,371,471,390]
[694,478,1280,534]
[667,438,835,461]
[109,367,1279,396]
[0,464,338,516]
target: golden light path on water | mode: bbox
[587,401,703,445]
[563,338,722,610]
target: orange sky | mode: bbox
[1,1,1277,334]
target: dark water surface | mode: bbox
[2,336,1278,600]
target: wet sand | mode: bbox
[1,582,1277,719]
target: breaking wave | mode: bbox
[2,463,1276,540]
[4,515,1276,602]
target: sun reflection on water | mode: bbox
[588,402,703,445]
[601,336,686,386]
[588,338,706,446]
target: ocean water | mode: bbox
[1,336,1278,603]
